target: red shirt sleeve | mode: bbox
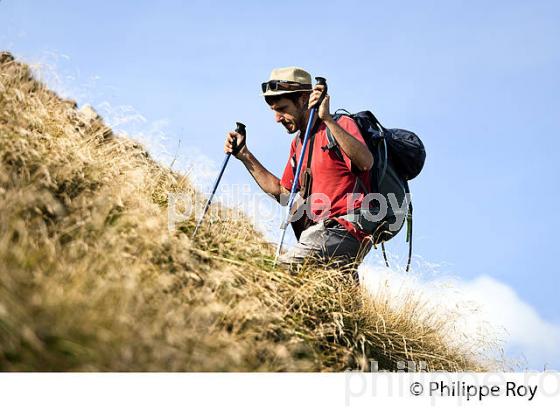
[280,137,297,191]
[335,116,368,172]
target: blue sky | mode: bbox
[2,0,559,369]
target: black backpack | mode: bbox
[324,109,426,271]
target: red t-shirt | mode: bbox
[280,116,371,243]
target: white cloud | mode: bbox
[458,276,560,370]
[359,264,560,371]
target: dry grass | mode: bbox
[0,51,499,371]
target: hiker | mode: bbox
[224,67,375,279]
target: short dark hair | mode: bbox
[264,91,308,107]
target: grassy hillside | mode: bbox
[0,51,496,371]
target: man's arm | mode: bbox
[308,85,374,172]
[224,130,289,203]
[323,116,373,172]
[238,150,286,203]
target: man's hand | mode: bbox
[224,130,248,159]
[308,84,332,121]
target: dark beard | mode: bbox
[291,108,307,135]
[285,123,298,134]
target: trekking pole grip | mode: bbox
[313,76,328,109]
[231,121,246,156]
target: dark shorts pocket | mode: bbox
[322,222,360,260]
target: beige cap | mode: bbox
[261,66,312,96]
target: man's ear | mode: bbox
[298,93,310,109]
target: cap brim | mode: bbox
[261,89,312,97]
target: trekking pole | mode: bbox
[192,122,246,238]
[273,77,327,265]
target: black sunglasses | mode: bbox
[261,80,312,93]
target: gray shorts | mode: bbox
[277,219,372,281]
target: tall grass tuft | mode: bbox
[0,52,499,371]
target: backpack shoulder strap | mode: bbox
[324,111,371,194]
[299,119,322,199]
[323,109,375,158]
[323,111,345,160]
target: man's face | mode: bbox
[268,95,306,134]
